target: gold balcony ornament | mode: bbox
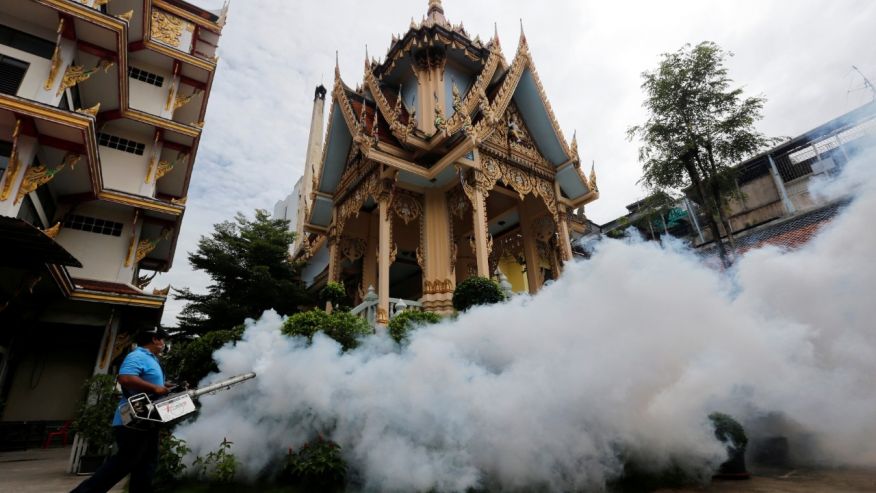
[0,120,22,201]
[94,0,111,7]
[135,270,157,289]
[173,90,200,111]
[117,10,134,23]
[152,285,171,296]
[43,222,62,239]
[76,103,101,118]
[155,153,187,182]
[145,157,157,184]
[190,121,205,129]
[44,19,65,90]
[170,196,187,206]
[57,59,115,96]
[15,154,81,205]
[589,163,598,193]
[151,10,193,48]
[135,228,172,264]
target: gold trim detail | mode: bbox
[376,307,389,325]
[117,10,134,23]
[152,285,171,296]
[423,279,454,295]
[0,120,22,201]
[43,222,62,239]
[170,196,187,206]
[44,19,65,90]
[173,90,198,111]
[16,154,81,205]
[76,102,101,117]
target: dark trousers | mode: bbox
[71,426,159,493]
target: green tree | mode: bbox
[281,309,372,351]
[175,210,311,334]
[628,41,777,265]
[163,325,244,385]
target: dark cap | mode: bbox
[135,326,170,345]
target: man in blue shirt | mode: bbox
[71,327,170,493]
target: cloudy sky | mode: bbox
[159,0,876,325]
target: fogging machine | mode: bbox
[119,372,256,428]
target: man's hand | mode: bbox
[152,385,170,396]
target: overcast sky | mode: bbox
[158,0,876,325]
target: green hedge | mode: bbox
[452,276,506,312]
[387,310,441,344]
[282,309,372,351]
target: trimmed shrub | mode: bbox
[452,276,506,312]
[388,310,441,344]
[282,436,347,488]
[709,412,748,449]
[282,309,372,351]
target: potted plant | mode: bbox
[72,374,119,474]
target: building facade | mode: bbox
[0,0,225,438]
[284,1,598,322]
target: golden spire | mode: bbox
[589,162,598,193]
[570,130,579,159]
[426,0,448,27]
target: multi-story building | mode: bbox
[0,0,225,443]
[282,0,598,322]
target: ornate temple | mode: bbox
[0,0,225,439]
[285,0,598,322]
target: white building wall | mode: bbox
[99,136,155,195]
[127,63,174,118]
[0,17,74,107]
[56,203,137,283]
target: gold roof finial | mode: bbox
[570,130,579,159]
[589,161,598,193]
[426,0,448,27]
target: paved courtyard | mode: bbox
[1,446,875,492]
[0,446,124,493]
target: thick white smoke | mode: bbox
[177,152,876,491]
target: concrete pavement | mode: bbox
[0,446,125,493]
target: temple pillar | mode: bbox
[326,212,341,284]
[469,185,491,278]
[362,212,378,295]
[556,205,574,264]
[518,197,542,294]
[421,189,455,313]
[376,182,393,326]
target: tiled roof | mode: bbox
[699,200,848,257]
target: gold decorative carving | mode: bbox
[376,307,389,325]
[155,154,187,182]
[135,271,157,289]
[112,332,133,361]
[392,192,422,225]
[44,19,65,90]
[57,59,114,96]
[152,285,171,296]
[145,158,157,184]
[423,279,454,295]
[589,163,598,193]
[533,215,556,243]
[94,0,111,7]
[173,90,199,111]
[76,103,101,117]
[125,210,140,267]
[340,237,366,262]
[135,229,172,264]
[43,222,62,239]
[170,196,187,206]
[117,10,134,23]
[151,10,193,48]
[0,120,21,201]
[190,121,205,129]
[16,154,80,204]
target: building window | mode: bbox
[63,214,124,237]
[0,55,28,95]
[0,140,11,183]
[128,66,165,87]
[97,133,146,155]
[0,24,55,59]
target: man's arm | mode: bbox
[118,375,169,396]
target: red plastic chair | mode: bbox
[43,420,71,448]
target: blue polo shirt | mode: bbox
[112,347,165,427]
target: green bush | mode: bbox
[388,310,441,344]
[154,432,191,489]
[319,281,348,310]
[72,374,119,454]
[193,438,238,483]
[452,276,506,312]
[282,309,372,351]
[282,436,347,486]
[163,325,245,385]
